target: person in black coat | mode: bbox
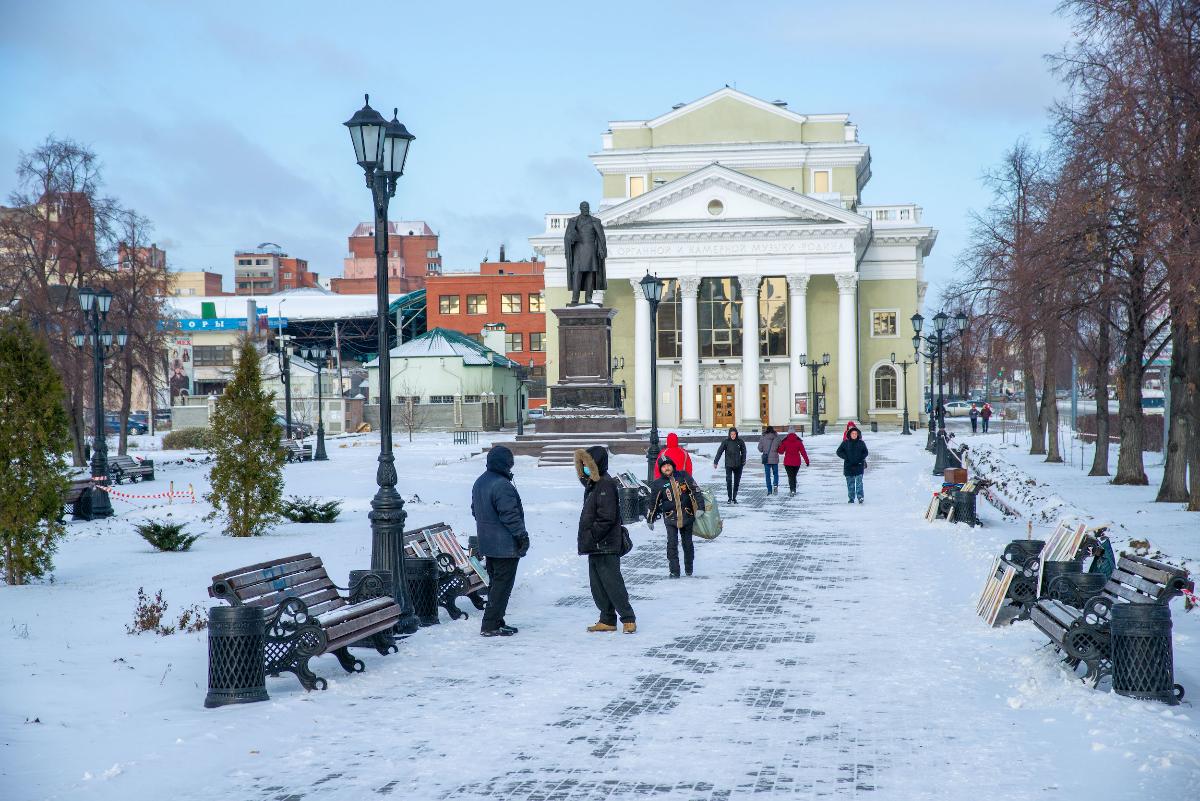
[647,455,706,578]
[575,446,636,633]
[470,445,530,637]
[834,427,869,504]
[712,426,747,504]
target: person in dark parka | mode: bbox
[712,427,747,504]
[835,427,869,504]
[471,445,530,636]
[647,455,705,577]
[575,446,636,634]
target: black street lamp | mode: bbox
[891,350,916,435]
[345,94,418,634]
[274,335,295,438]
[912,310,968,474]
[305,346,332,461]
[799,352,830,436]
[72,286,126,518]
[639,272,663,481]
[515,357,534,437]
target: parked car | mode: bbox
[273,414,313,439]
[944,400,975,417]
[104,413,148,435]
[526,407,546,421]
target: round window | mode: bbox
[707,199,724,216]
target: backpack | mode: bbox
[691,488,723,540]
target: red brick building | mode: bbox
[234,244,317,294]
[278,256,319,290]
[425,258,547,405]
[331,221,441,294]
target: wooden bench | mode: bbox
[282,440,312,463]
[63,476,95,520]
[1029,554,1192,687]
[404,523,488,619]
[452,430,480,445]
[208,553,401,691]
[107,454,155,484]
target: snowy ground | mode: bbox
[3,430,1198,800]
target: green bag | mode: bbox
[691,488,722,540]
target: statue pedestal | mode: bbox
[535,306,633,434]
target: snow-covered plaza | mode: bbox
[3,430,1198,800]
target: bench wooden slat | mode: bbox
[211,553,313,582]
[324,607,401,649]
[250,586,340,614]
[234,567,332,601]
[224,556,325,590]
[317,597,396,628]
[305,597,350,618]
[1040,599,1080,630]
[1118,555,1187,585]
[1030,606,1070,643]
[242,576,336,610]
[1105,581,1158,604]
[1110,567,1172,600]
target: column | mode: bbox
[786,274,809,423]
[835,272,859,421]
[738,274,762,427]
[679,276,701,426]
[628,278,652,427]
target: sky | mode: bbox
[0,0,1074,304]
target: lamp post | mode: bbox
[72,286,126,519]
[799,353,830,435]
[306,346,332,461]
[912,310,968,474]
[274,335,294,438]
[891,349,916,435]
[640,272,663,481]
[345,94,419,634]
[515,357,534,437]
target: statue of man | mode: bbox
[564,201,606,305]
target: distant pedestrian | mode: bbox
[835,427,868,504]
[648,455,705,578]
[654,432,693,478]
[776,425,810,495]
[969,403,979,433]
[712,427,747,504]
[757,425,783,495]
[981,402,993,433]
[842,420,860,441]
[470,445,530,637]
[575,446,636,634]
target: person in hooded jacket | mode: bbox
[776,425,810,495]
[757,425,782,494]
[647,455,706,577]
[654,432,693,478]
[470,445,530,637]
[835,427,869,504]
[575,446,636,634]
[712,427,747,503]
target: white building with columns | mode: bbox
[530,88,935,430]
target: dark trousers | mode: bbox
[588,554,635,625]
[482,556,520,632]
[784,465,800,493]
[981,418,990,433]
[666,523,695,575]
[725,466,743,500]
[970,417,978,432]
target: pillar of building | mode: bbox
[679,276,702,426]
[786,273,809,424]
[739,274,762,429]
[835,272,859,422]
[629,278,652,428]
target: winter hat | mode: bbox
[786,425,795,434]
[657,455,677,472]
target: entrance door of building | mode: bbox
[713,385,736,429]
[759,384,770,427]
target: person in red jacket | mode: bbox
[654,432,693,478]
[842,420,860,441]
[776,425,810,495]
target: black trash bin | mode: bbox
[1111,603,1182,704]
[404,557,441,627]
[1039,559,1084,597]
[817,421,827,435]
[951,491,978,525]
[1045,572,1108,609]
[870,421,879,433]
[204,605,268,709]
[1002,539,1045,567]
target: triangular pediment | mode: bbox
[599,164,868,229]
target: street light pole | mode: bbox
[308,347,329,461]
[799,353,830,435]
[345,94,418,634]
[892,350,915,435]
[640,273,663,481]
[72,287,125,519]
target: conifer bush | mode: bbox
[280,496,342,523]
[134,518,200,551]
[0,318,71,585]
[204,337,284,537]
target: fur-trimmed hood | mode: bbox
[574,445,609,484]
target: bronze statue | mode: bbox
[564,201,606,305]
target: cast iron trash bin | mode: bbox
[1002,539,1045,567]
[1111,602,1183,704]
[951,490,978,526]
[404,557,441,627]
[1044,571,1108,609]
[1039,558,1085,598]
[204,605,268,709]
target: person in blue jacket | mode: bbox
[471,445,530,637]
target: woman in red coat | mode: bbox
[776,425,810,495]
[654,432,693,478]
[842,420,860,441]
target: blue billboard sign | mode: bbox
[159,317,288,332]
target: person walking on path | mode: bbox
[712,427,747,504]
[757,425,782,495]
[648,455,705,578]
[654,431,693,478]
[835,427,869,504]
[575,446,636,634]
[776,425,810,496]
[981,402,992,433]
[470,445,530,637]
[969,403,979,433]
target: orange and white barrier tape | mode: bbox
[93,483,196,503]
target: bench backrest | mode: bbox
[1100,555,1192,605]
[209,553,346,619]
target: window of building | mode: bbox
[282,272,293,279]
[237,259,251,266]
[629,175,646,198]
[427,263,439,273]
[462,395,481,403]
[811,170,831,194]
[467,294,488,314]
[426,249,437,258]
[528,292,545,312]
[501,293,522,314]
[530,332,546,352]
[698,277,743,358]
[656,279,682,359]
[758,277,789,356]
[439,295,460,314]
[871,309,899,338]
[255,259,267,265]
[193,345,234,367]
[874,365,898,409]
[429,395,454,404]
[505,332,523,352]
